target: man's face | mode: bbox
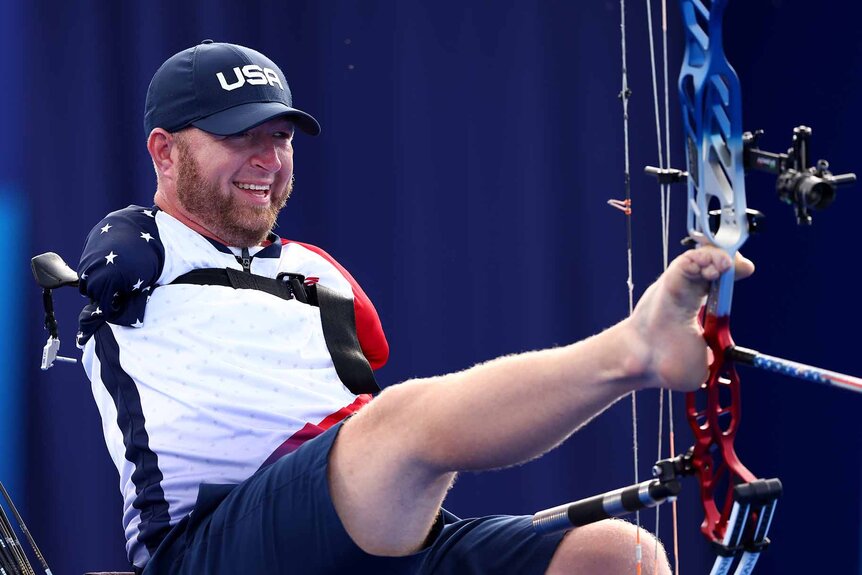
[174,117,295,247]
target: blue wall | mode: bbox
[9,1,861,573]
[0,0,26,518]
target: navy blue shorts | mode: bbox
[143,422,566,574]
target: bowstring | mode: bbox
[659,3,682,573]
[645,0,679,572]
[619,1,679,572]
[616,1,642,573]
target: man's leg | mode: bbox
[397,512,668,575]
[416,514,565,574]
[328,248,743,559]
[328,382,457,556]
[330,398,672,575]
[144,422,432,574]
[546,520,672,575]
[328,371,640,558]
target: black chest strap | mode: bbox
[170,268,380,395]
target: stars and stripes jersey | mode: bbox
[76,205,388,569]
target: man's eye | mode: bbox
[273,131,294,140]
[227,132,250,139]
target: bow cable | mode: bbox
[644,0,681,572]
[612,1,643,573]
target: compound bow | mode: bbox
[533,1,859,573]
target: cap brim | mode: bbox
[192,101,321,136]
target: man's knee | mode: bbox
[327,396,455,557]
[545,519,671,575]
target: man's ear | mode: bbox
[147,128,177,182]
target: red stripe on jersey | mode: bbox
[258,394,373,468]
[282,239,389,369]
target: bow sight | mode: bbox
[646,125,857,227]
[744,126,856,225]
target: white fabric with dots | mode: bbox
[81,210,361,567]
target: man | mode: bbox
[77,40,753,574]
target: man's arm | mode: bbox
[77,206,165,344]
[328,247,754,556]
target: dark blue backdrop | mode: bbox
[1,1,859,573]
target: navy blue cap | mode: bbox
[144,40,320,137]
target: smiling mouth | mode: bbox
[234,182,271,199]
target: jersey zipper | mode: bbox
[239,247,252,273]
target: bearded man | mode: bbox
[77,40,750,575]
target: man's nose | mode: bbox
[251,143,283,172]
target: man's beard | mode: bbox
[175,141,292,247]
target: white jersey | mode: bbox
[76,206,387,568]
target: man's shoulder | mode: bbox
[83,205,161,245]
[281,239,340,266]
[104,204,159,220]
[78,206,166,303]
[278,240,355,288]
[82,204,163,258]
[279,239,389,369]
